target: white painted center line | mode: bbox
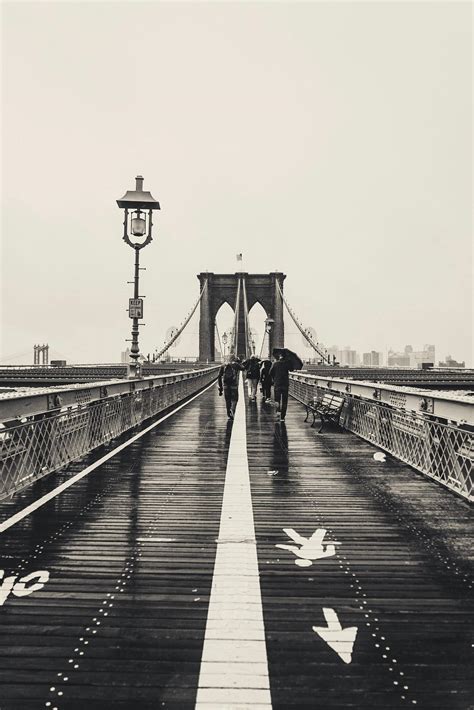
[195,379,272,709]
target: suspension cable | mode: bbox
[259,329,267,359]
[215,319,223,362]
[232,277,241,355]
[154,281,208,361]
[275,280,331,364]
[242,277,251,359]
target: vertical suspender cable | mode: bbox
[215,320,224,363]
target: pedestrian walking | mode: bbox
[218,356,244,419]
[242,355,261,400]
[260,359,272,402]
[269,347,302,421]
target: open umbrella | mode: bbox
[281,348,304,371]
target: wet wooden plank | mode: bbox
[245,394,474,710]
[0,387,229,709]
[1,383,472,709]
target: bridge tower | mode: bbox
[33,344,49,365]
[197,272,285,361]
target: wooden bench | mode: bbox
[304,391,345,432]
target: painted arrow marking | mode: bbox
[312,607,358,664]
[276,527,341,567]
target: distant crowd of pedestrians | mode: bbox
[217,348,303,422]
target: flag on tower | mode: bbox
[236,253,242,261]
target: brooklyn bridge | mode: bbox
[0,253,473,709]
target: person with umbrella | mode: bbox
[269,347,303,421]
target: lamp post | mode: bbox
[264,317,274,358]
[117,175,160,378]
[222,332,228,361]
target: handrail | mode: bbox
[0,367,220,423]
[289,373,473,502]
[0,366,219,500]
[290,372,474,425]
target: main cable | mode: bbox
[154,281,207,361]
[275,280,331,364]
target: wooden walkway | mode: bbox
[0,382,472,709]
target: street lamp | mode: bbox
[117,175,160,377]
[222,331,228,360]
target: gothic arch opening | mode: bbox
[215,301,235,362]
[247,301,268,358]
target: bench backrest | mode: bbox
[321,392,345,411]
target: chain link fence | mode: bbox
[0,368,218,500]
[290,376,473,502]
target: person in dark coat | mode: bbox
[269,348,295,421]
[260,359,273,402]
[242,355,261,400]
[218,356,244,419]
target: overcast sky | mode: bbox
[1,1,472,365]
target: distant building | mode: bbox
[409,344,435,368]
[325,345,339,364]
[439,355,465,368]
[362,351,382,367]
[388,350,410,367]
[121,348,131,364]
[388,344,435,368]
[339,346,358,366]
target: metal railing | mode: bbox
[302,366,474,388]
[290,374,473,503]
[0,367,218,501]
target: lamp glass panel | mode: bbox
[131,216,146,236]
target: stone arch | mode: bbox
[198,272,285,361]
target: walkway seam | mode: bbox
[195,378,272,709]
[0,382,216,534]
